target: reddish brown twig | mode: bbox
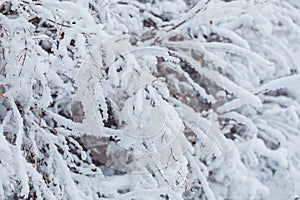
[46,18,71,28]
[167,0,210,32]
[0,83,10,99]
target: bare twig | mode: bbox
[167,0,210,32]
[46,18,71,28]
[0,83,10,99]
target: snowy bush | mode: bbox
[0,0,300,199]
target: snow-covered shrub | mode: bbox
[0,0,300,199]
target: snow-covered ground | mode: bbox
[0,0,300,199]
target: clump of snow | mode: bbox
[0,0,299,199]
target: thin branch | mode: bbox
[167,0,210,32]
[46,18,71,28]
